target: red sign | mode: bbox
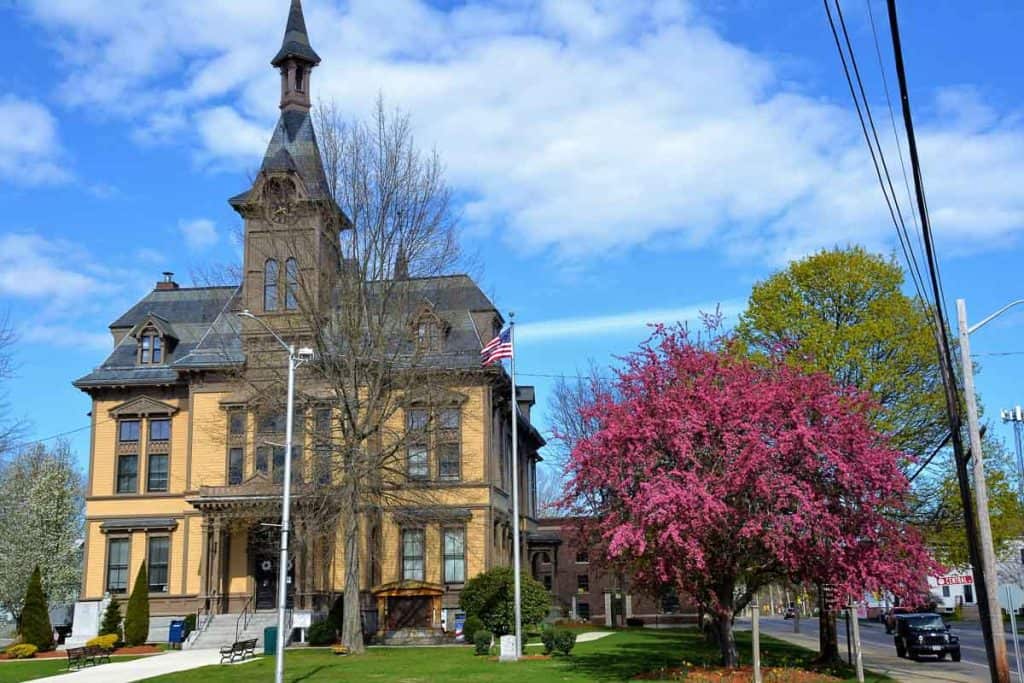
[937,575,973,586]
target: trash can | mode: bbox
[168,619,185,649]
[264,626,277,656]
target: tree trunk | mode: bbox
[340,501,365,653]
[708,609,739,668]
[817,586,840,664]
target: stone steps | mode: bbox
[186,612,281,650]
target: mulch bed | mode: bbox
[634,666,842,682]
[1,644,163,660]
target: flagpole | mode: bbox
[509,312,522,660]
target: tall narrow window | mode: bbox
[407,409,429,480]
[117,419,140,493]
[437,408,460,481]
[140,335,151,363]
[272,446,286,484]
[264,259,279,311]
[402,529,425,581]
[285,258,299,310]
[228,447,244,485]
[147,418,170,492]
[577,574,590,593]
[443,528,465,584]
[151,336,162,363]
[147,453,168,492]
[256,446,270,475]
[107,537,129,593]
[148,536,169,593]
[314,408,332,485]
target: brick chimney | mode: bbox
[156,272,179,291]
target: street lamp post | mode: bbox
[239,310,314,683]
[957,297,1024,683]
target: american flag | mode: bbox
[481,327,513,366]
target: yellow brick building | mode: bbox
[73,0,542,640]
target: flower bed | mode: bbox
[635,666,843,682]
[0,644,163,660]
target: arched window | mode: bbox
[264,259,279,311]
[285,258,299,310]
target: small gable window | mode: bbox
[264,259,279,311]
[138,330,163,364]
[285,258,299,310]
[414,312,444,353]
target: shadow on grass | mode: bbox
[565,627,861,681]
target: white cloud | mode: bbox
[178,218,220,251]
[0,95,70,185]
[517,300,745,343]
[20,0,1024,263]
[0,234,104,300]
[20,323,111,352]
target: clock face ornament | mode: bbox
[264,178,295,224]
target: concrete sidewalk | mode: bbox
[41,649,238,683]
[754,625,982,683]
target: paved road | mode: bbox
[751,616,1024,683]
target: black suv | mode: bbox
[892,613,961,661]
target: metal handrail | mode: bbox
[235,593,255,643]
[188,590,218,645]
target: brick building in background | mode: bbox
[528,517,698,626]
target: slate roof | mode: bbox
[228,109,333,205]
[271,0,321,67]
[73,286,242,389]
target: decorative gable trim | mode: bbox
[109,396,179,418]
[129,313,178,342]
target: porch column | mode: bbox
[199,518,210,600]
[211,516,224,613]
[603,590,613,627]
[625,594,634,619]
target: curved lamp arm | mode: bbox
[968,299,1024,336]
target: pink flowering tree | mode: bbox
[564,325,938,667]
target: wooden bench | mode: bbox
[66,645,114,670]
[220,638,257,663]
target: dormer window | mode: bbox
[413,309,445,353]
[139,330,163,364]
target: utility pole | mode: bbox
[958,298,1023,681]
[752,593,762,683]
[849,601,864,683]
[885,3,1008,680]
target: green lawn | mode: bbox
[144,629,893,682]
[0,655,143,683]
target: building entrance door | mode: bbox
[251,528,293,610]
[387,597,432,630]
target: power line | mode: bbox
[822,0,934,326]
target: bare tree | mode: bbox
[545,361,611,470]
[0,313,23,459]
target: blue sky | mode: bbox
[1,0,1023,476]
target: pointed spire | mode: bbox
[394,240,410,280]
[271,0,321,67]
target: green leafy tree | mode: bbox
[19,566,53,651]
[736,246,947,663]
[459,566,550,636]
[99,598,122,640]
[926,436,1024,568]
[736,246,946,458]
[123,565,150,646]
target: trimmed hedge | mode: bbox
[86,634,118,649]
[459,566,550,637]
[307,620,337,646]
[124,564,150,646]
[473,630,492,656]
[553,628,577,656]
[462,615,485,644]
[6,643,38,659]
[19,566,53,651]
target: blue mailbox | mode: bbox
[168,619,186,646]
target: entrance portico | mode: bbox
[188,474,328,613]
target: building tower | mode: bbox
[229,0,347,327]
